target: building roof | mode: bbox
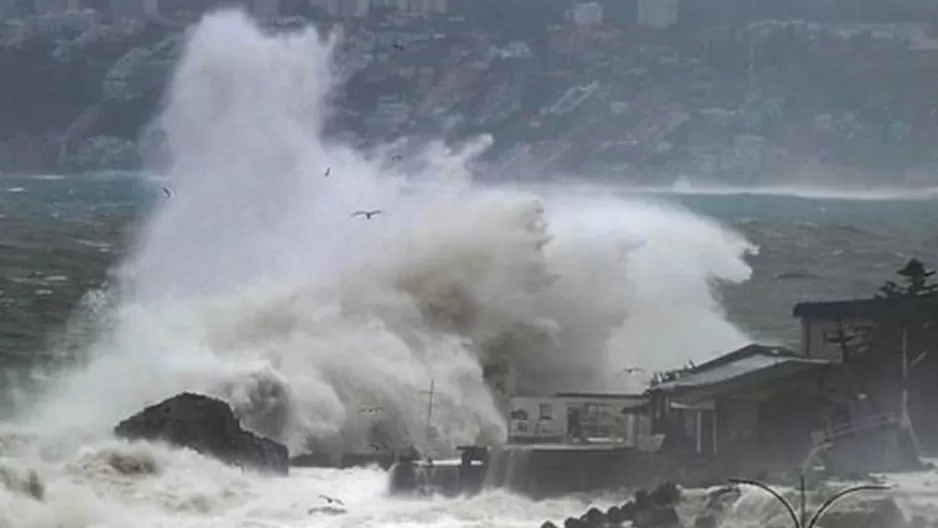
[554,392,649,410]
[651,343,830,403]
[792,298,890,320]
[792,296,938,320]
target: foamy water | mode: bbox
[0,9,875,528]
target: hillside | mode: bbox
[3,9,938,185]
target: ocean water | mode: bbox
[2,10,938,528]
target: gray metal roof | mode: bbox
[653,354,829,394]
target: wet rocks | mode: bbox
[114,392,289,475]
[546,482,684,528]
[818,497,911,528]
[692,485,742,528]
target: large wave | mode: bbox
[18,11,755,458]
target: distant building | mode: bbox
[33,0,72,12]
[349,0,370,17]
[637,0,676,28]
[251,0,279,18]
[571,1,602,26]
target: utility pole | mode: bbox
[421,379,436,448]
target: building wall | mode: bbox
[572,2,602,26]
[802,317,878,361]
[637,0,677,28]
[34,0,69,12]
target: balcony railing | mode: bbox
[810,412,899,447]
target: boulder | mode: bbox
[114,392,289,475]
[815,497,909,528]
[692,486,742,528]
[634,484,683,528]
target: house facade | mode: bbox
[648,344,838,474]
[794,297,938,454]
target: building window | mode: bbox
[539,403,552,420]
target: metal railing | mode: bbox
[729,473,889,528]
[811,412,899,446]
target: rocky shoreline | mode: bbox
[114,392,290,475]
[539,480,927,528]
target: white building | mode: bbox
[571,2,602,26]
[637,0,677,29]
[349,0,370,17]
[33,0,71,13]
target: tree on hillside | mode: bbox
[877,258,938,300]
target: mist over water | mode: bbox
[0,10,770,527]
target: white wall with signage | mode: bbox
[508,397,567,440]
[508,395,652,447]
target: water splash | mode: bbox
[19,9,756,457]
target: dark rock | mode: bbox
[650,481,681,506]
[563,517,585,528]
[606,506,625,525]
[635,489,651,508]
[584,507,605,528]
[817,497,909,528]
[540,522,559,528]
[635,505,682,528]
[634,486,682,528]
[691,485,742,528]
[620,501,637,521]
[114,392,289,475]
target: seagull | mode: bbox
[351,209,384,219]
[318,495,345,506]
[324,167,331,177]
[161,186,173,198]
[393,42,405,51]
[623,367,645,374]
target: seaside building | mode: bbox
[571,2,602,26]
[648,344,834,465]
[637,0,677,28]
[794,297,938,453]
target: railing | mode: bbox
[730,473,889,528]
[810,412,899,447]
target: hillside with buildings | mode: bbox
[2,0,938,186]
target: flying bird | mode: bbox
[351,209,384,219]
[324,167,331,177]
[161,186,173,198]
[393,42,405,51]
[623,367,645,374]
[318,495,345,506]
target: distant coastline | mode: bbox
[3,9,938,186]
